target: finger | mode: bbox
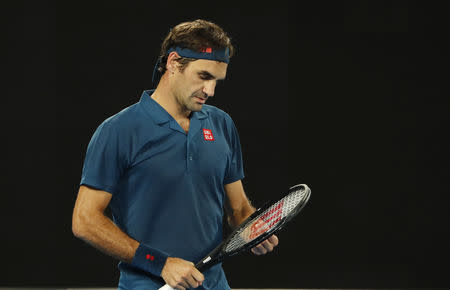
[260,240,274,252]
[251,247,259,255]
[185,279,199,288]
[268,235,279,246]
[251,244,267,255]
[174,285,186,290]
[167,279,182,290]
[192,269,205,284]
[186,274,201,288]
[176,281,188,289]
[172,278,189,290]
[256,244,267,254]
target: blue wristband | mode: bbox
[131,243,169,276]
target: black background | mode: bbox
[2,0,449,288]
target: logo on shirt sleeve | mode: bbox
[203,129,214,141]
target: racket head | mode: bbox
[222,183,311,257]
[195,184,311,271]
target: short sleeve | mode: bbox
[80,120,127,194]
[223,115,245,184]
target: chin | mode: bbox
[188,102,204,112]
[190,105,203,112]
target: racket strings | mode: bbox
[224,187,308,253]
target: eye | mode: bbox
[199,74,212,80]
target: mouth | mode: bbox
[194,96,207,104]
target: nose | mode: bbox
[202,80,216,97]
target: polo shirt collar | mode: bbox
[192,109,209,120]
[140,90,209,124]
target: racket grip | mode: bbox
[158,284,174,290]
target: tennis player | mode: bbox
[72,19,278,290]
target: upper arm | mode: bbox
[72,185,112,235]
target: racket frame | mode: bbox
[196,184,311,271]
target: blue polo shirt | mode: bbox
[80,90,244,289]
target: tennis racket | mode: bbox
[159,184,311,290]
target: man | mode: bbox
[72,19,278,290]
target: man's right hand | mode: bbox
[161,257,204,289]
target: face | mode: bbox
[169,58,228,113]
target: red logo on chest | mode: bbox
[203,129,214,141]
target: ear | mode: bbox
[166,51,180,73]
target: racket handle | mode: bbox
[158,284,174,290]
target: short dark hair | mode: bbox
[157,19,234,75]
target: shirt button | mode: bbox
[188,156,193,161]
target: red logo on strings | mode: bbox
[146,254,155,261]
[249,201,284,239]
[202,47,212,53]
[203,129,214,141]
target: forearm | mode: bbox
[73,211,139,263]
[228,201,256,229]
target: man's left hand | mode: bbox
[251,235,279,255]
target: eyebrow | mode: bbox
[198,70,225,81]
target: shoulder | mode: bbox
[99,102,142,131]
[92,102,145,140]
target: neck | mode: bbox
[151,74,191,120]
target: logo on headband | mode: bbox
[167,47,229,63]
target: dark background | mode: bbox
[2,0,449,288]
